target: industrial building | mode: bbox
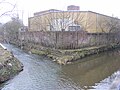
[28,5,120,33]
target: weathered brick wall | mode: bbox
[19,31,119,49]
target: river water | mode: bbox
[0,44,120,90]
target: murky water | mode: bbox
[0,44,120,90]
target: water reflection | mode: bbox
[61,50,120,89]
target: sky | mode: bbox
[0,0,120,25]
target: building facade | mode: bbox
[28,6,120,33]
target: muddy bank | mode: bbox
[0,46,23,83]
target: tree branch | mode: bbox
[0,1,16,17]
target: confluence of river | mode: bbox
[0,44,120,90]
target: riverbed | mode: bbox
[0,44,120,90]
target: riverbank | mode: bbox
[1,44,120,90]
[28,43,120,65]
[0,45,23,83]
[10,40,120,65]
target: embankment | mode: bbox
[0,46,23,83]
[9,31,120,65]
[24,42,120,65]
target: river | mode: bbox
[0,44,120,90]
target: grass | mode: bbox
[30,49,47,56]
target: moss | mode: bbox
[57,55,74,65]
[27,43,120,65]
[31,49,47,56]
[47,54,58,60]
[1,59,23,82]
[0,48,12,63]
[0,47,23,83]
[72,53,81,60]
[44,49,51,55]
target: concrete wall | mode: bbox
[0,33,4,42]
[18,31,119,49]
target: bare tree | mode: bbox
[30,10,95,33]
[0,0,16,43]
[98,16,120,45]
[3,17,23,43]
[44,11,89,31]
[0,0,16,17]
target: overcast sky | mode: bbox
[0,0,120,25]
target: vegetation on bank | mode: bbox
[30,43,120,65]
[0,46,23,83]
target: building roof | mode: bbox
[34,9,62,16]
[29,9,120,21]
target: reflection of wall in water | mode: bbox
[61,50,120,88]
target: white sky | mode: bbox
[0,0,120,25]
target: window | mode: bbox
[68,26,80,31]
